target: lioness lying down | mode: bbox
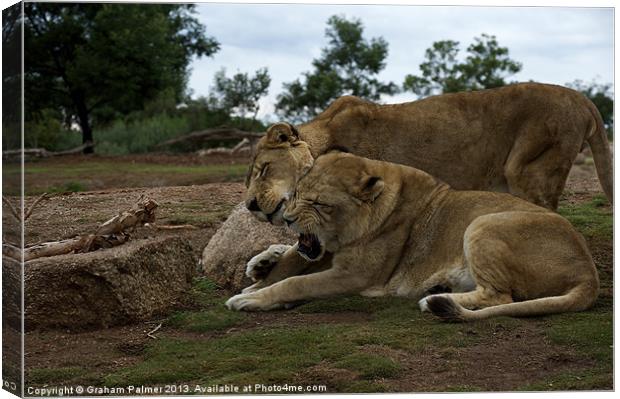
[227,152,599,321]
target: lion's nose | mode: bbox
[246,198,261,212]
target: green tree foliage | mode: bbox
[403,34,522,97]
[567,79,614,137]
[209,68,271,123]
[24,3,219,152]
[2,4,22,150]
[276,15,398,122]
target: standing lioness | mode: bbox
[227,152,599,321]
[245,83,612,227]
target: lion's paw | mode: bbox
[225,292,282,312]
[418,296,431,312]
[246,244,292,281]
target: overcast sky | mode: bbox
[188,3,614,121]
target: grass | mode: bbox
[46,181,86,193]
[167,278,246,333]
[333,353,402,379]
[557,195,612,238]
[28,367,87,385]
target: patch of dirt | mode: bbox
[25,323,152,382]
[375,324,596,392]
[562,162,606,204]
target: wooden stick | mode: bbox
[2,196,21,222]
[24,193,49,221]
[147,323,162,339]
[145,223,198,231]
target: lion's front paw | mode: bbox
[225,292,282,312]
[246,244,292,281]
[418,296,432,312]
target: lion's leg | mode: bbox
[420,224,514,313]
[245,244,292,282]
[242,245,332,293]
[226,267,369,311]
[504,127,580,210]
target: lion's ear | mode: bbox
[356,175,384,203]
[266,122,299,145]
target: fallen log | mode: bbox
[155,128,263,148]
[2,142,94,158]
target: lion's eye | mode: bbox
[256,163,269,179]
[313,203,333,214]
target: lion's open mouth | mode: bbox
[297,233,322,260]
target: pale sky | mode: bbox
[188,3,614,121]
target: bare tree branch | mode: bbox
[2,142,94,159]
[155,128,264,148]
[2,196,21,222]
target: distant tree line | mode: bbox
[8,4,613,154]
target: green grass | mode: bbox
[557,195,612,239]
[167,278,245,333]
[46,181,86,193]
[28,367,87,385]
[334,353,402,379]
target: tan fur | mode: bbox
[245,83,612,224]
[227,153,599,321]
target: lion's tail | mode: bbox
[584,98,613,204]
[427,284,598,322]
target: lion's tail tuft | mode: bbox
[426,295,466,322]
[428,284,598,322]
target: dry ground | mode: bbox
[1,153,613,393]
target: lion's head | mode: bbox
[245,122,314,225]
[282,152,386,262]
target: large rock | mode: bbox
[202,202,296,292]
[20,236,196,330]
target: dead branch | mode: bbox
[155,128,263,148]
[146,323,162,339]
[3,193,50,223]
[2,243,21,260]
[24,193,49,221]
[231,138,251,153]
[3,196,159,262]
[2,196,20,222]
[145,223,198,231]
[95,196,158,236]
[2,142,94,159]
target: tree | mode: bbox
[209,68,271,123]
[24,3,219,153]
[276,15,398,122]
[567,79,614,137]
[2,4,22,150]
[403,34,522,97]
